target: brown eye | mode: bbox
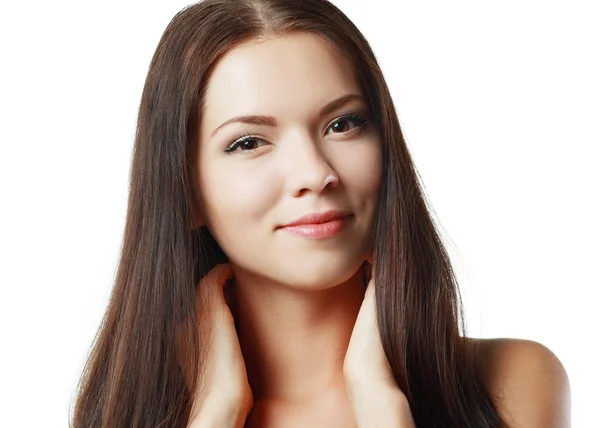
[238,139,259,151]
[224,134,267,154]
[332,121,350,133]
[327,113,368,134]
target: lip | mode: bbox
[279,210,352,228]
[277,210,352,239]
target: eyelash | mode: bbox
[223,112,368,155]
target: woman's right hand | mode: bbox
[188,263,253,428]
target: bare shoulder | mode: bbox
[467,337,571,428]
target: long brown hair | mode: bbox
[70,0,505,426]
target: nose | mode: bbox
[284,131,339,197]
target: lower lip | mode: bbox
[279,216,351,238]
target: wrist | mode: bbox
[345,384,414,428]
[188,396,250,428]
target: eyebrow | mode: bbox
[210,93,365,137]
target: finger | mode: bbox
[208,263,234,288]
[197,263,234,303]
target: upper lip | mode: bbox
[279,209,352,228]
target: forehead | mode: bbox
[201,33,361,130]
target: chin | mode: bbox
[274,260,364,290]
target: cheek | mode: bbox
[201,156,275,212]
[336,141,383,198]
[198,162,278,250]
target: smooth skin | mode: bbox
[187,263,253,428]
[189,33,571,428]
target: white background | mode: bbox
[0,0,598,426]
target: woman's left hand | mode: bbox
[343,258,417,427]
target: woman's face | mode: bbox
[195,33,382,288]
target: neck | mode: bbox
[230,263,368,404]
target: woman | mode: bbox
[70,0,570,427]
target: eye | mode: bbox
[326,113,368,135]
[224,133,267,154]
[223,113,369,155]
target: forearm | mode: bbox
[347,384,416,428]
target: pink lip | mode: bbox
[279,218,350,238]
[278,210,352,239]
[280,210,352,227]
